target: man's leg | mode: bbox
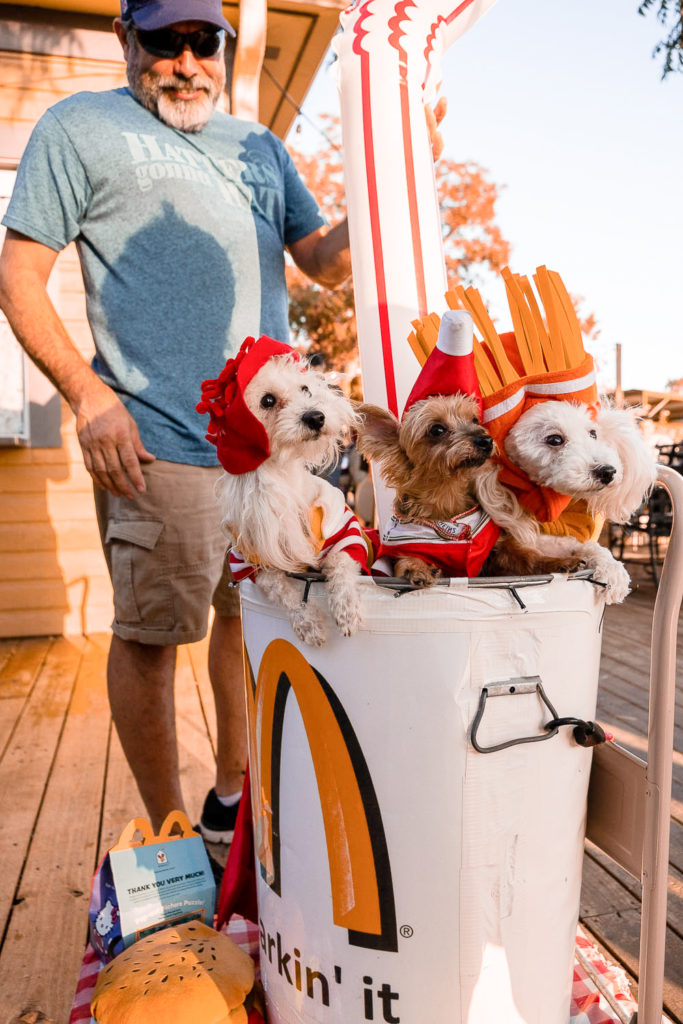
[107,634,183,832]
[208,613,248,797]
[200,566,248,844]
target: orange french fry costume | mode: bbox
[408,266,601,536]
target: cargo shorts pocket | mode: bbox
[104,518,173,628]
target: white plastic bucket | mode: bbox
[239,573,605,1024]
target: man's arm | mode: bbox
[288,219,351,290]
[0,229,154,498]
[287,98,447,291]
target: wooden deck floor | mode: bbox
[0,559,681,1024]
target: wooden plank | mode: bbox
[585,840,683,936]
[0,492,97,525]
[603,603,683,666]
[185,635,217,757]
[0,462,93,492]
[0,580,71,613]
[580,855,683,1022]
[0,603,110,640]
[0,636,52,698]
[0,549,109,583]
[0,637,84,938]
[594,692,683,827]
[0,639,17,675]
[598,668,683,755]
[0,636,109,1024]
[0,520,103,554]
[601,644,683,705]
[0,445,70,466]
[600,654,683,711]
[175,643,217,825]
[0,578,114,618]
[0,636,52,758]
[99,728,144,862]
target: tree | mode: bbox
[638,0,683,77]
[287,117,599,379]
[287,116,511,375]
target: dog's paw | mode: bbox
[578,542,631,604]
[395,557,442,589]
[332,599,363,638]
[597,560,631,604]
[326,583,363,637]
[291,605,327,647]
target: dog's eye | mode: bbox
[428,423,447,438]
[472,416,479,425]
[300,385,311,396]
[589,429,597,439]
[544,433,565,447]
[260,393,277,409]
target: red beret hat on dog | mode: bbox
[403,310,482,419]
[197,335,299,475]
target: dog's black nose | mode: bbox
[302,409,325,432]
[593,464,617,485]
[472,434,494,453]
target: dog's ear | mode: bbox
[592,405,659,522]
[355,404,402,462]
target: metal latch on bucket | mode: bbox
[470,676,608,754]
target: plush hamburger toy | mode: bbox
[91,921,256,1024]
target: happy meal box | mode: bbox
[88,811,215,964]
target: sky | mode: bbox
[287,0,682,394]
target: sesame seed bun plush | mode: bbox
[91,921,255,1024]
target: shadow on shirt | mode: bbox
[97,201,235,447]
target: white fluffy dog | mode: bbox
[214,351,366,646]
[482,400,659,602]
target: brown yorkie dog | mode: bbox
[357,392,585,587]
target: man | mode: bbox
[0,0,353,842]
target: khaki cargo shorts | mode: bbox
[94,460,240,645]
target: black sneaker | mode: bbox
[199,788,239,844]
[206,849,225,889]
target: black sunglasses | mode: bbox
[134,26,226,60]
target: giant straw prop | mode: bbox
[333,0,499,525]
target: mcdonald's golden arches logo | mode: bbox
[245,639,398,952]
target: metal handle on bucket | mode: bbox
[471,677,607,753]
[470,676,559,753]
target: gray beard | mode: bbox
[127,57,223,133]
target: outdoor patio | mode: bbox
[0,556,680,1024]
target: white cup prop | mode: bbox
[333,0,499,526]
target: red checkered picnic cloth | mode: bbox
[70,919,637,1024]
[570,926,638,1023]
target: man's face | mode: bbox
[119,20,226,133]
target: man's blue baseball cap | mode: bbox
[120,0,236,35]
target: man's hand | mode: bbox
[0,230,154,499]
[425,96,447,162]
[74,381,155,498]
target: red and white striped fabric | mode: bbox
[372,506,499,578]
[229,485,372,581]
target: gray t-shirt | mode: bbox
[3,87,325,464]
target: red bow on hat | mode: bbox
[197,335,299,475]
